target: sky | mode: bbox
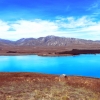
[0,0,100,40]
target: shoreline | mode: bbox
[0,72,100,90]
[0,49,100,56]
[0,72,99,78]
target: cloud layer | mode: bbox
[0,16,100,40]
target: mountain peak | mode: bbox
[0,36,100,47]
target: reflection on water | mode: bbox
[0,54,100,78]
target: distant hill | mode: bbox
[0,38,14,46]
[0,35,100,47]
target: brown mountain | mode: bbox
[16,35,100,47]
[0,35,100,47]
[0,35,100,56]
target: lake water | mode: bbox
[0,54,100,78]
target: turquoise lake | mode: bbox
[0,54,100,78]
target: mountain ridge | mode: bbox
[1,35,100,56]
[0,35,100,47]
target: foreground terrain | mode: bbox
[0,73,100,100]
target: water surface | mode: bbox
[0,54,100,78]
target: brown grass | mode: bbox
[0,73,100,100]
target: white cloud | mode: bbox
[55,16,100,40]
[0,16,100,40]
[56,16,96,28]
[0,19,59,40]
[12,19,58,33]
[0,20,10,31]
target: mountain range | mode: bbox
[0,35,100,47]
[0,35,100,56]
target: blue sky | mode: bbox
[0,0,100,40]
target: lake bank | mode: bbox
[0,49,100,56]
[0,72,100,100]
